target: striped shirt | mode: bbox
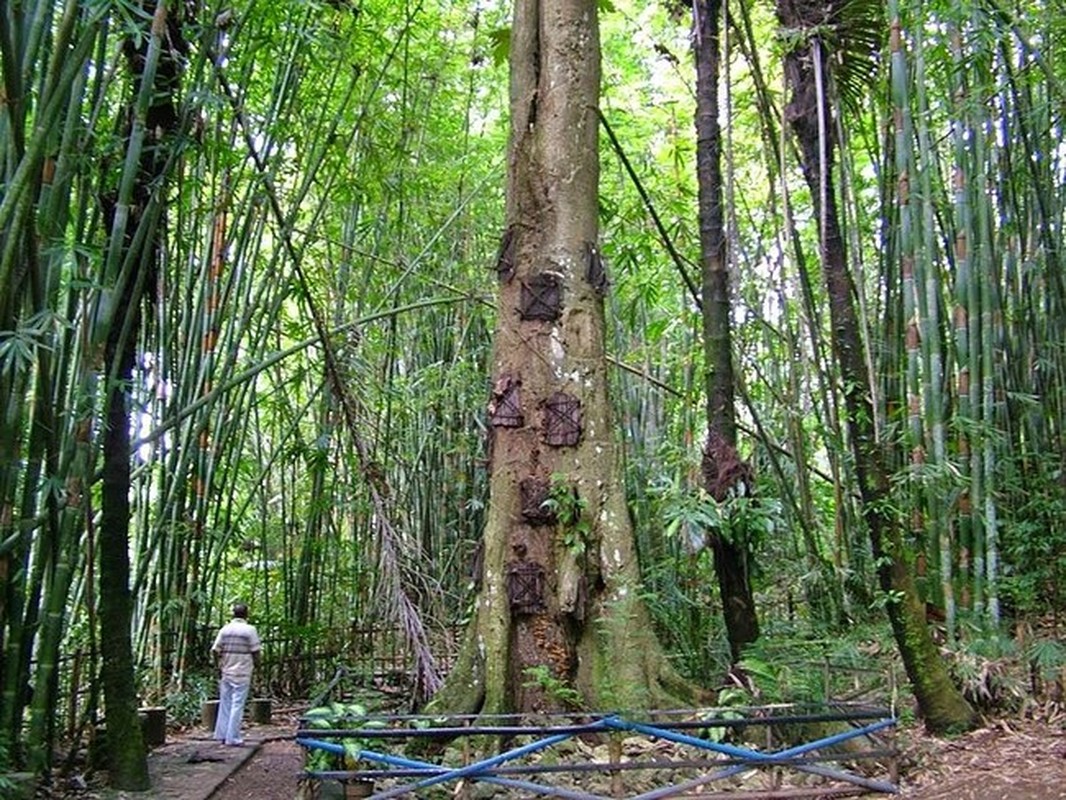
[212,618,261,683]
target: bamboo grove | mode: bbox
[1,0,1064,785]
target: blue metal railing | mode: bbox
[297,705,898,798]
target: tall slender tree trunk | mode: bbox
[693,0,760,663]
[99,315,150,790]
[778,0,974,733]
[97,1,185,787]
[428,0,696,716]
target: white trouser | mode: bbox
[214,676,251,745]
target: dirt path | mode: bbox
[208,739,306,800]
[896,719,1066,799]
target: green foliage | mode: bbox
[660,483,724,552]
[630,468,785,682]
[719,493,782,555]
[871,587,906,611]
[302,701,387,772]
[949,635,1026,714]
[522,665,585,711]
[0,311,63,377]
[1026,636,1066,693]
[999,451,1066,615]
[636,553,732,682]
[734,650,826,706]
[543,473,591,556]
[703,631,900,746]
[163,674,214,727]
[657,476,781,559]
[825,0,883,118]
[487,27,510,67]
[697,694,746,743]
[723,627,896,707]
[0,738,13,792]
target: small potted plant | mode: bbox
[303,701,384,798]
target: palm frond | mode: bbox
[829,0,885,117]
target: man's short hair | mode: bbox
[232,603,249,619]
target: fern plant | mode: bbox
[543,473,591,556]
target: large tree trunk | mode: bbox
[693,0,760,663]
[428,0,697,716]
[778,0,975,733]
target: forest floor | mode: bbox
[210,712,1066,799]
[893,716,1066,799]
[52,708,1066,799]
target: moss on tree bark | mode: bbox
[777,0,975,733]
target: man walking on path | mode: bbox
[212,602,261,746]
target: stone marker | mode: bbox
[201,699,219,730]
[138,706,167,747]
[250,697,273,724]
